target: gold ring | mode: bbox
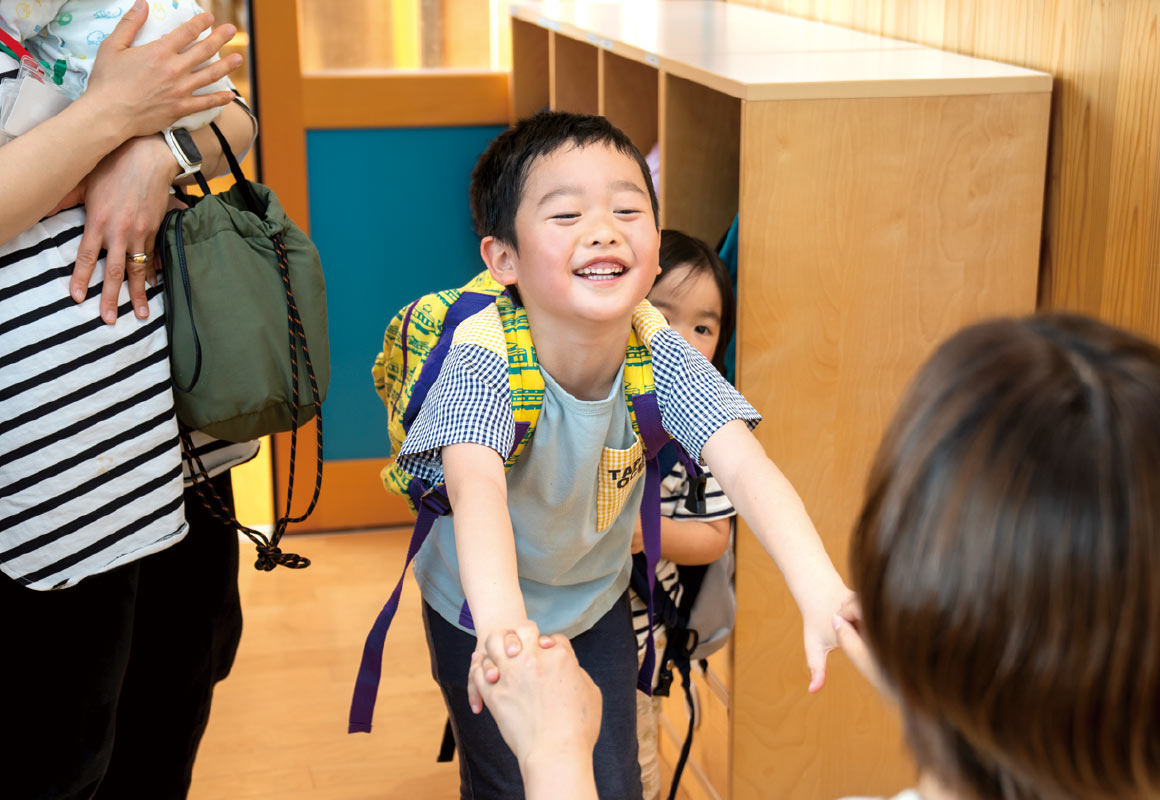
[128,252,150,264]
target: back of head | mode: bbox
[851,313,1160,800]
[469,111,659,250]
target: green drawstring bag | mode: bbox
[155,122,327,570]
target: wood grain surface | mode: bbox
[731,91,1048,798]
[552,33,600,115]
[190,531,459,800]
[512,18,550,121]
[600,50,661,153]
[729,0,1160,342]
[659,74,741,244]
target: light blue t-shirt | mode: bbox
[413,360,643,638]
[397,323,760,639]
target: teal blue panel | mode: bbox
[306,126,505,461]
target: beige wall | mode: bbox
[728,0,1160,342]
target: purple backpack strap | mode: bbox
[348,420,531,733]
[630,391,669,696]
[401,291,496,431]
[349,478,450,733]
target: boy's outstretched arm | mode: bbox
[442,442,531,705]
[700,420,853,692]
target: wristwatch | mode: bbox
[163,126,203,179]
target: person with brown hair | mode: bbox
[835,312,1160,800]
[468,312,1160,800]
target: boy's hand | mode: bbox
[467,624,539,714]
[802,582,856,693]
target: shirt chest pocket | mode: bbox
[596,437,645,532]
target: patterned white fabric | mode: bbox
[0,0,232,129]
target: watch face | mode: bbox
[173,127,203,165]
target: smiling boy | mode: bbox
[392,112,849,798]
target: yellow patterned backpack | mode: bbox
[351,269,685,734]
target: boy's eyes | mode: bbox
[547,209,643,220]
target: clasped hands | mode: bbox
[467,622,602,770]
[467,596,881,771]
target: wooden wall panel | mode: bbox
[729,0,1160,343]
[733,91,1046,798]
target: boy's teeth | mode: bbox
[576,265,625,277]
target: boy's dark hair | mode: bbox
[851,313,1160,800]
[657,229,735,374]
[469,111,660,250]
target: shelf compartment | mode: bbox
[551,33,599,115]
[511,17,549,121]
[659,73,740,246]
[600,49,659,155]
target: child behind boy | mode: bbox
[627,229,738,800]
[392,111,850,798]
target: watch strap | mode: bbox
[163,126,202,180]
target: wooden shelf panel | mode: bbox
[512,17,550,120]
[551,32,599,114]
[599,50,659,153]
[663,47,1052,101]
[730,90,1048,798]
[659,73,740,245]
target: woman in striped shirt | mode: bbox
[1,4,254,798]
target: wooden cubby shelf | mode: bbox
[510,3,1052,798]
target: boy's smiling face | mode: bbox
[484,143,660,327]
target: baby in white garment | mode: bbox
[0,0,230,128]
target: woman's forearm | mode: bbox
[522,750,598,800]
[0,97,130,242]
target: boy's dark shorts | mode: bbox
[423,592,643,800]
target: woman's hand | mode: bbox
[68,135,181,322]
[83,0,242,141]
[468,621,601,799]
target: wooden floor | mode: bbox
[190,529,460,800]
[190,529,694,800]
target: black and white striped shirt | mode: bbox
[0,207,188,590]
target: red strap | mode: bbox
[0,27,33,64]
